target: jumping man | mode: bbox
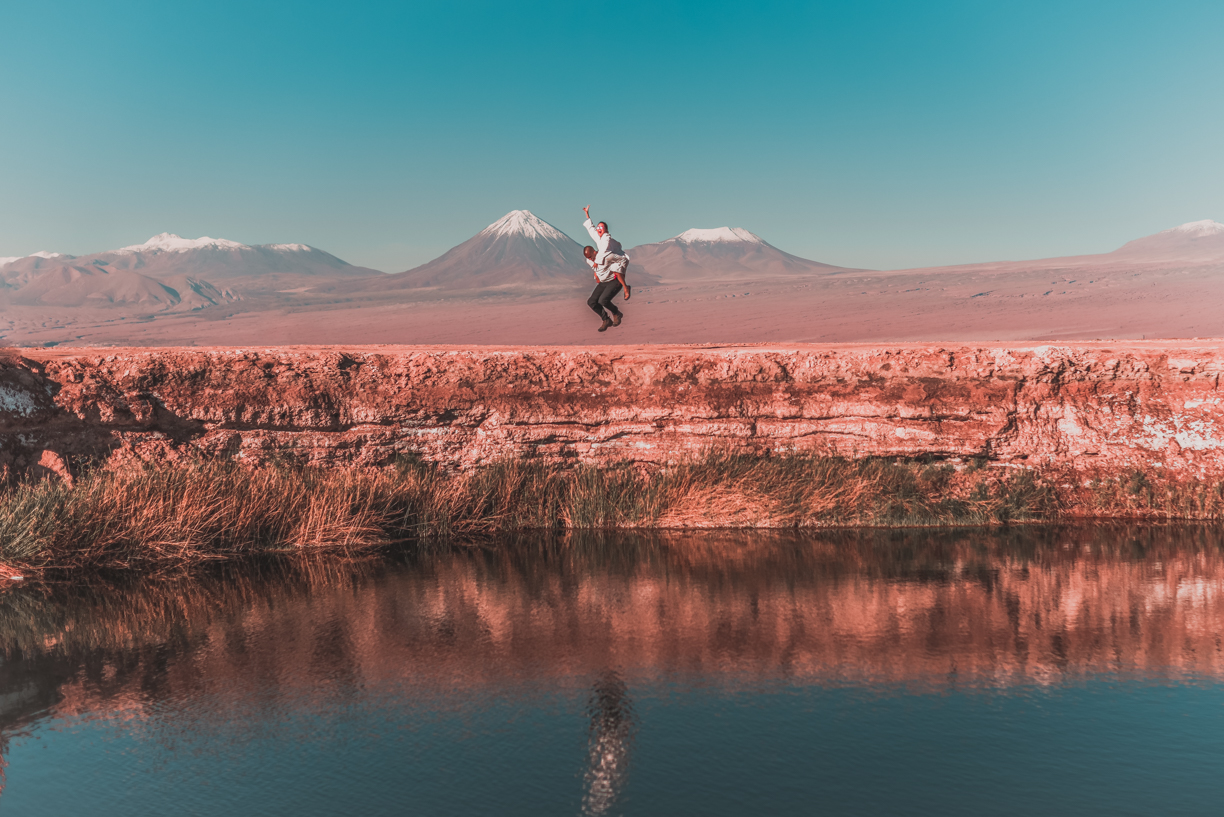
[582,206,631,332]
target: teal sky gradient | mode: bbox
[2,0,1222,271]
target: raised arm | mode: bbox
[582,206,601,243]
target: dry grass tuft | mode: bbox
[8,450,1221,570]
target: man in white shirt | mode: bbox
[582,206,630,332]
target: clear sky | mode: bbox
[2,0,1222,271]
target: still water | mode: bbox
[3,527,1224,815]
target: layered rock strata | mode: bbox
[1,343,1222,481]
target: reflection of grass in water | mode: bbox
[0,555,397,750]
[0,556,376,661]
[4,524,1223,666]
[2,451,1222,569]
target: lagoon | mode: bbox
[2,527,1224,815]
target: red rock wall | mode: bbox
[2,343,1222,479]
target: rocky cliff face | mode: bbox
[1,343,1222,481]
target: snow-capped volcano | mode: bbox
[480,210,572,242]
[1163,219,1224,237]
[110,232,320,255]
[117,233,250,254]
[0,233,378,312]
[1111,219,1224,262]
[674,227,765,244]
[1,233,369,280]
[362,210,597,293]
[628,227,852,282]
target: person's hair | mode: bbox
[583,245,596,258]
[598,221,608,232]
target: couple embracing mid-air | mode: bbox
[581,205,631,332]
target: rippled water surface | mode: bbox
[4,527,1224,815]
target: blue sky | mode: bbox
[1,0,1221,271]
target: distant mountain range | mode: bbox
[8,215,1224,308]
[354,211,854,293]
[3,214,1224,346]
[0,234,377,311]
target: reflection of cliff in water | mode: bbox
[4,526,1224,752]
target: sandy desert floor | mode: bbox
[19,339,1224,364]
[3,258,1222,347]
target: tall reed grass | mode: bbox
[2,452,1218,570]
[0,452,1068,570]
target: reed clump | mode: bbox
[1080,469,1224,520]
[0,451,1170,571]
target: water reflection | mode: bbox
[583,670,636,816]
[3,525,1224,806]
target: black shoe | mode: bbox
[598,317,613,332]
[611,312,622,326]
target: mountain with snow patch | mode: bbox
[116,233,251,254]
[1109,219,1224,262]
[627,227,854,282]
[360,210,603,293]
[674,227,766,244]
[0,233,378,312]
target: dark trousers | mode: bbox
[587,279,623,319]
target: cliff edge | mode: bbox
[2,343,1221,482]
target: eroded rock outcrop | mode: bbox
[1,343,1222,480]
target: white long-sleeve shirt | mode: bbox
[587,253,628,283]
[583,218,629,266]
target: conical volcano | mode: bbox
[627,227,855,282]
[364,210,591,293]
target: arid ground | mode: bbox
[6,261,1223,347]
